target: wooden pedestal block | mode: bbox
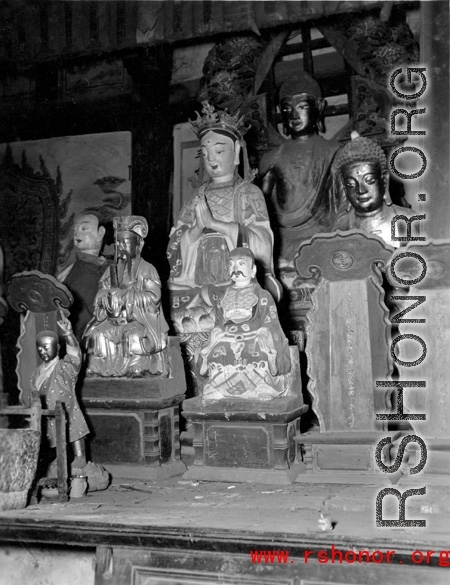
[297,433,450,486]
[295,431,397,485]
[81,337,186,480]
[182,395,308,484]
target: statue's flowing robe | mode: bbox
[167,177,275,290]
[58,251,109,341]
[31,346,89,446]
[259,134,340,263]
[85,259,169,377]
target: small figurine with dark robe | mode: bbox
[32,312,89,473]
[58,213,109,342]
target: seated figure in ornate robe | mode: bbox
[84,216,169,378]
[167,102,281,338]
[199,248,291,401]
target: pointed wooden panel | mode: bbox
[295,230,394,432]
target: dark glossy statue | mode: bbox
[259,72,340,267]
[333,132,419,246]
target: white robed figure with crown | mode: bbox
[84,215,170,378]
[167,102,281,340]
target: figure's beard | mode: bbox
[116,250,133,282]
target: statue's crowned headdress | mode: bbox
[190,101,249,142]
[113,215,148,239]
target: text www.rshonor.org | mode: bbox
[250,547,450,566]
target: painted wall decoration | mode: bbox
[0,131,131,279]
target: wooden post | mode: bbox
[124,46,174,279]
[420,1,450,240]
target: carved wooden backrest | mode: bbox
[295,230,394,433]
[0,147,62,282]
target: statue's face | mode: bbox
[117,232,140,260]
[36,335,59,362]
[228,254,256,286]
[280,94,317,137]
[74,214,103,254]
[201,131,238,181]
[341,161,385,214]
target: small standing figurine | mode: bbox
[32,310,90,474]
[199,247,291,401]
[84,215,170,377]
[333,132,420,245]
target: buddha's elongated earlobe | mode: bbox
[346,200,352,212]
[317,98,326,134]
[383,172,393,205]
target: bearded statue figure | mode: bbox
[84,216,170,378]
[199,247,292,401]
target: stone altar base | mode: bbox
[81,337,186,480]
[296,433,450,486]
[182,395,308,484]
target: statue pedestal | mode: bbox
[81,337,186,480]
[295,431,399,485]
[182,348,308,484]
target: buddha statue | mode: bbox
[333,132,420,245]
[259,72,340,268]
[199,247,291,401]
[84,216,170,377]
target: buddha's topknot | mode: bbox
[279,72,322,101]
[334,132,388,177]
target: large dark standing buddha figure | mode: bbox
[259,72,340,270]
